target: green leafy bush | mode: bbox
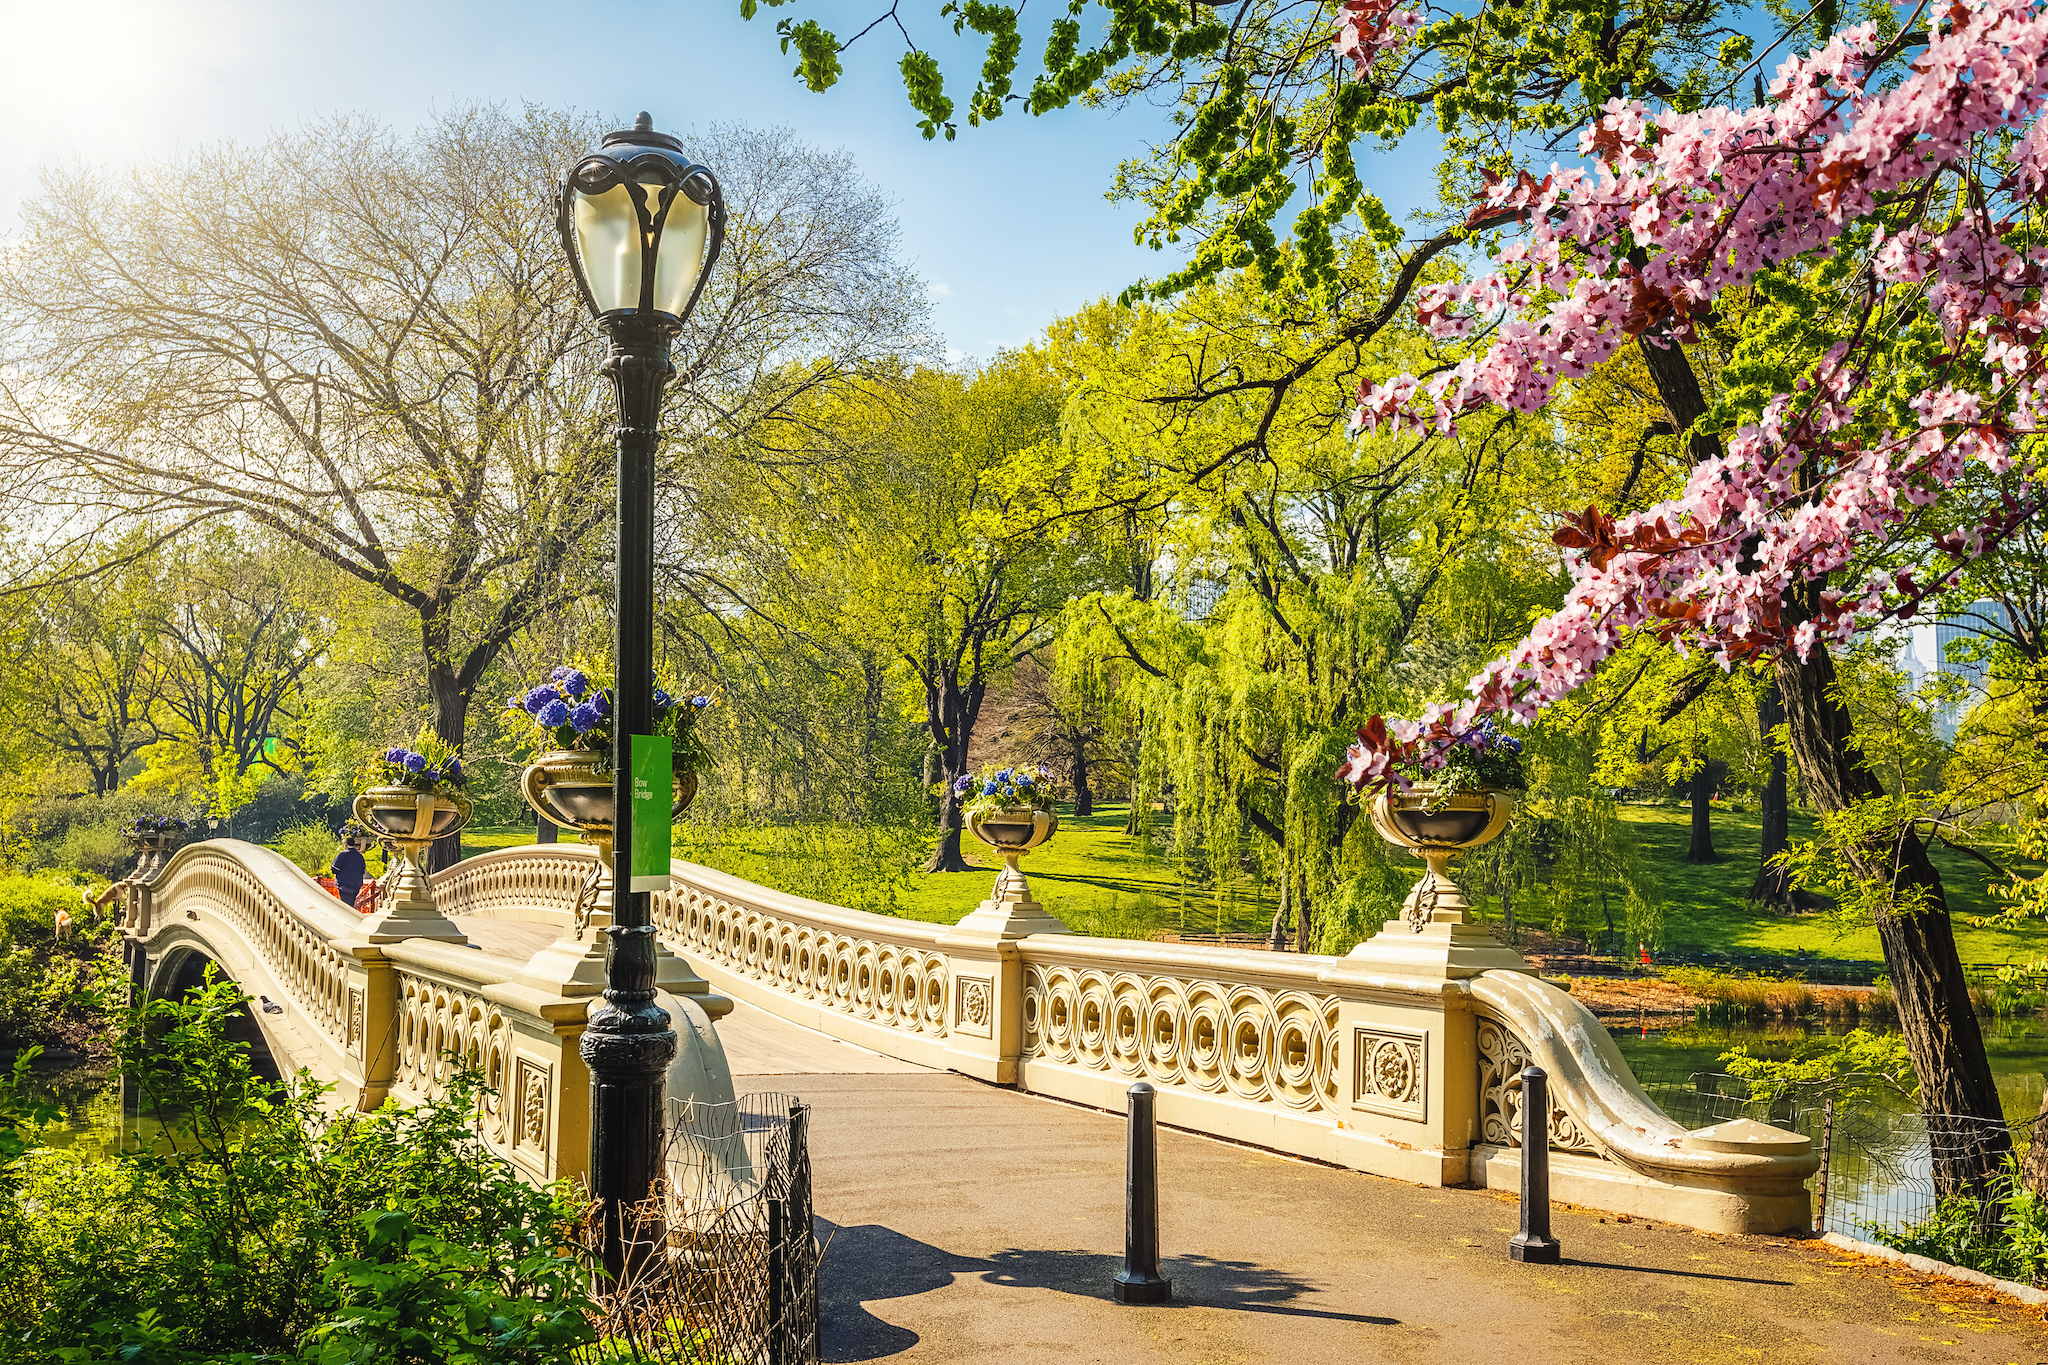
[0,975,601,1361]
[1871,1157,2048,1287]
[0,874,88,948]
[273,820,342,878]
[53,817,129,879]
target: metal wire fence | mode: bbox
[579,1091,820,1364]
[1631,1060,2048,1284]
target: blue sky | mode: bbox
[0,0,1438,358]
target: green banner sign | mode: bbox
[629,733,673,892]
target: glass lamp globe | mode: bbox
[558,113,724,329]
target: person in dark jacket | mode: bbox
[332,835,367,908]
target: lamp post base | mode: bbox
[1112,1272,1174,1305]
[1509,1234,1561,1264]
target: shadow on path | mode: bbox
[817,1221,1395,1363]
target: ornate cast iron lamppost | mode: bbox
[557,112,725,1279]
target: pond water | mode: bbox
[17,1060,189,1160]
[1607,1016,2048,1122]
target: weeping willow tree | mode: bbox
[1020,247,1562,948]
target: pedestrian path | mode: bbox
[718,999,932,1077]
[721,1012,2048,1363]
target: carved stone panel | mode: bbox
[954,975,994,1039]
[1350,1024,1427,1120]
[346,986,365,1058]
[514,1058,550,1162]
[1475,1018,1601,1155]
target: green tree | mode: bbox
[0,112,924,868]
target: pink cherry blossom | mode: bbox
[1335,0,2048,793]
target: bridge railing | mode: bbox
[653,853,1819,1235]
[133,839,596,1186]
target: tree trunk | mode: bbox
[1268,873,1289,951]
[423,628,470,874]
[1749,680,1794,907]
[1126,774,1144,836]
[1071,739,1093,818]
[1293,870,1312,954]
[1776,647,2008,1192]
[1686,763,1721,863]
[921,669,980,874]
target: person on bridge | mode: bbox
[332,834,367,909]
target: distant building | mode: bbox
[1894,599,2011,739]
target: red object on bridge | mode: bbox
[1638,942,1653,966]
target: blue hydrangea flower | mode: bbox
[569,700,605,733]
[952,775,972,795]
[447,758,463,780]
[563,669,588,699]
[590,690,610,716]
[402,752,426,773]
[550,665,572,680]
[523,685,558,715]
[537,698,570,729]
[691,695,711,708]
[419,767,440,783]
[983,781,998,795]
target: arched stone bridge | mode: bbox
[117,839,1820,1233]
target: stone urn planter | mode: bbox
[125,830,173,879]
[966,806,1058,858]
[518,748,700,848]
[955,805,1069,937]
[347,785,474,943]
[1371,787,1514,933]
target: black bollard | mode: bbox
[1113,1081,1173,1304]
[1509,1065,1562,1264]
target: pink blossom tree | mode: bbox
[1337,0,2048,1177]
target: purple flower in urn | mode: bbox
[401,752,427,772]
[536,697,570,729]
[569,700,605,733]
[523,685,558,715]
[562,669,588,699]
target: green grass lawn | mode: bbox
[453,801,2048,966]
[1619,804,2048,963]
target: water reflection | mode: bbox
[19,1060,177,1159]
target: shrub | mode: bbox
[0,975,599,1359]
[0,874,88,948]
[273,820,342,878]
[53,817,129,879]
[0,943,122,1048]
[1872,1157,2048,1286]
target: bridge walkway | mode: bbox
[727,1007,2047,1364]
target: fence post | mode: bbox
[767,1196,787,1365]
[1113,1082,1173,1304]
[1510,1065,1561,1264]
[1814,1097,1835,1235]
